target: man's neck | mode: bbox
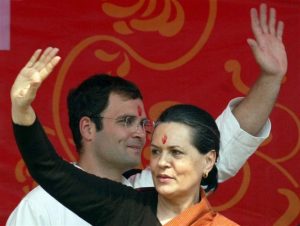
[77,154,125,183]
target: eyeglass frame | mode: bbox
[89,114,155,134]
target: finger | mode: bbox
[247,38,258,50]
[35,47,59,72]
[24,49,42,68]
[35,47,57,71]
[276,21,284,41]
[247,38,260,56]
[247,38,263,65]
[41,47,59,65]
[269,8,276,35]
[250,8,263,41]
[259,3,268,33]
[46,48,60,65]
[49,56,61,69]
[37,47,53,63]
[40,56,61,81]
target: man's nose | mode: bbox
[132,123,147,140]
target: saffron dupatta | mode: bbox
[163,189,239,226]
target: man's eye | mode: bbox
[125,116,135,126]
[116,116,134,126]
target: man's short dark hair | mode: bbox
[67,74,143,152]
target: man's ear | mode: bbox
[204,150,217,175]
[79,116,95,141]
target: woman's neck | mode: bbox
[157,191,200,225]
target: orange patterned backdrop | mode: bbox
[1,0,300,225]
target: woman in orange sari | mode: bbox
[13,100,238,226]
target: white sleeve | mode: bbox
[215,97,271,183]
[126,167,154,189]
[6,186,91,226]
[6,197,51,226]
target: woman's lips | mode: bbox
[157,174,174,183]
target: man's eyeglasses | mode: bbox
[91,115,154,134]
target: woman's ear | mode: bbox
[79,116,95,141]
[204,150,217,175]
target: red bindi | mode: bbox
[137,105,142,116]
[162,135,167,144]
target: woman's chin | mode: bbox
[156,185,176,198]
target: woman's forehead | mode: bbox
[152,122,192,145]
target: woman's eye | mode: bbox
[171,150,183,156]
[151,149,160,155]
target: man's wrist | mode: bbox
[260,71,285,83]
[11,104,36,125]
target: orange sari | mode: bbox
[163,189,239,226]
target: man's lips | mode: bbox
[127,145,143,154]
[127,144,143,149]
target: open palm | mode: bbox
[11,47,61,109]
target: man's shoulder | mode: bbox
[22,186,56,202]
[18,186,68,210]
[7,186,92,226]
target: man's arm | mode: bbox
[216,4,287,183]
[233,3,286,135]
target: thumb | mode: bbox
[247,38,258,51]
[247,38,262,63]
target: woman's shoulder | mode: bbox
[212,213,240,226]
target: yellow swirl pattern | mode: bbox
[102,0,185,37]
[15,159,37,194]
[274,189,300,226]
[213,162,251,211]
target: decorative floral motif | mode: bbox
[101,0,185,37]
[15,159,37,194]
